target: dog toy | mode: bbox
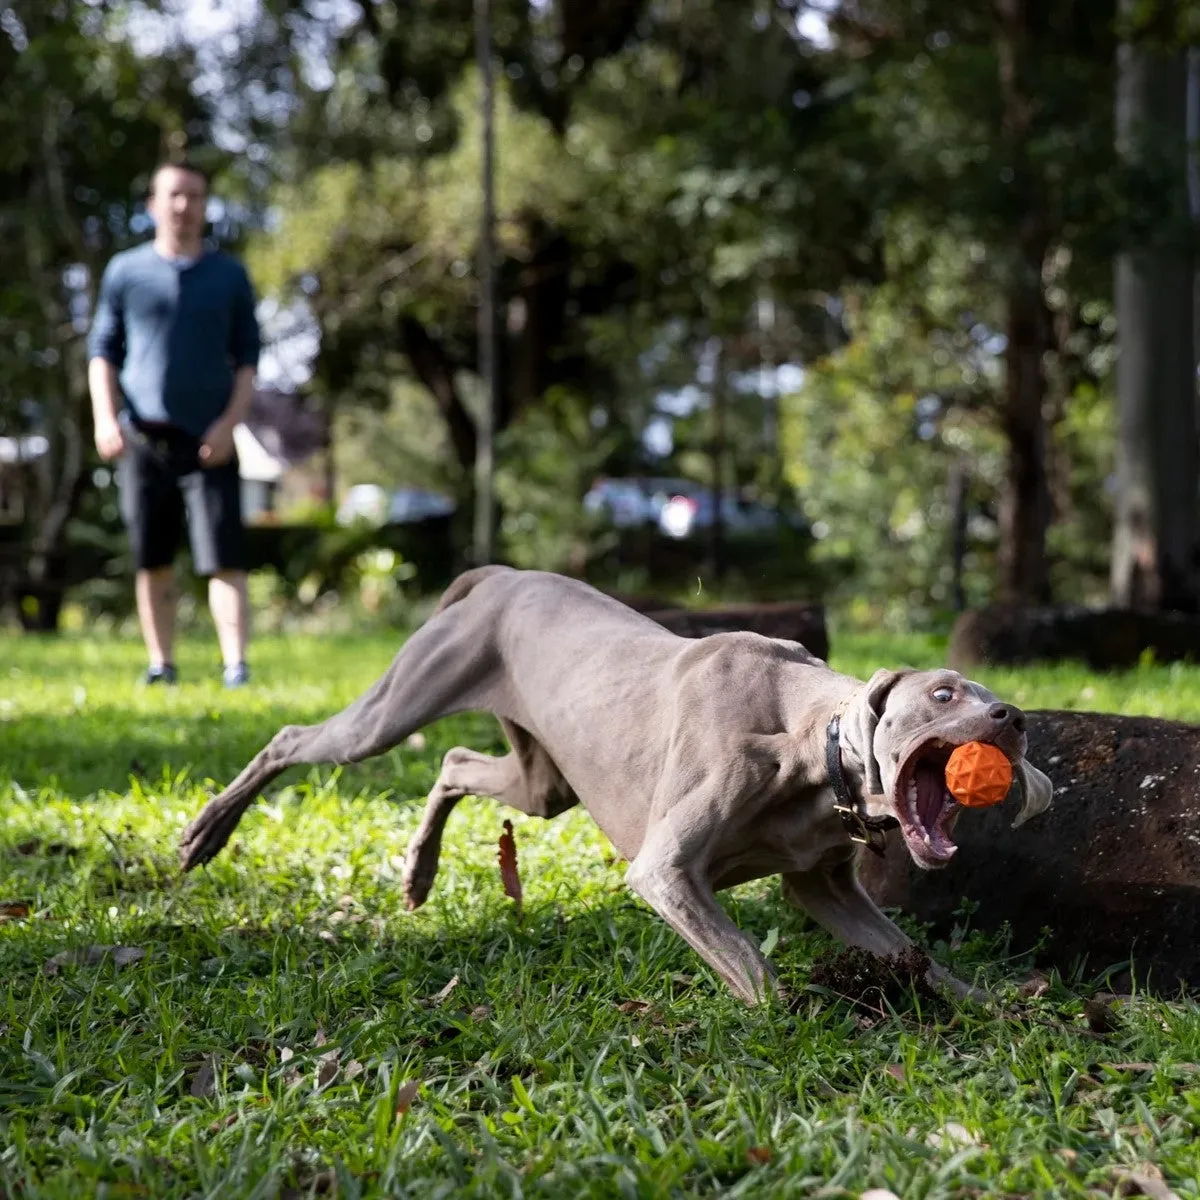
[945,741,1012,807]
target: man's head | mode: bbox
[147,161,209,248]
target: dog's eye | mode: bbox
[932,686,954,703]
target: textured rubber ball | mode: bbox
[944,741,1012,808]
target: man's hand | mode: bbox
[199,419,236,467]
[94,416,126,461]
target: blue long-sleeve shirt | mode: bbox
[88,242,261,437]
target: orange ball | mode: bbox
[944,741,1012,808]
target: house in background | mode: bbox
[233,388,328,522]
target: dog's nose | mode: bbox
[988,703,1026,732]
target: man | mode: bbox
[88,161,260,687]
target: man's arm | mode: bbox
[200,265,261,466]
[88,260,127,461]
[89,359,126,461]
[199,365,255,466]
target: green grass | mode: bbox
[2,630,1200,1198]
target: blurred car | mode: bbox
[583,476,708,528]
[658,492,802,539]
[337,484,456,527]
[388,488,456,523]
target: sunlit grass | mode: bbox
[1,629,1198,1198]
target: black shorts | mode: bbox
[117,422,247,576]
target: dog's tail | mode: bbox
[434,564,510,614]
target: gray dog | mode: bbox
[181,567,1052,1003]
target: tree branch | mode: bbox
[400,314,478,472]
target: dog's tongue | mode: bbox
[914,762,946,831]
[910,761,957,860]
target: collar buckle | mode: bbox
[826,714,897,858]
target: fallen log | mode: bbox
[858,710,1200,992]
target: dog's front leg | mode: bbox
[626,839,778,1006]
[782,859,985,1002]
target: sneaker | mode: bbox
[222,662,250,689]
[144,663,178,686]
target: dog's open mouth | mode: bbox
[894,741,961,869]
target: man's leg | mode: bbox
[209,570,248,670]
[117,433,184,682]
[185,457,250,684]
[136,567,179,670]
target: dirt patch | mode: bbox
[809,946,938,1011]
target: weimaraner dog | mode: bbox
[181,566,1053,1003]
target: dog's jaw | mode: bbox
[891,738,963,869]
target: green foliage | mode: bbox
[782,225,1008,626]
[494,388,617,573]
[3,631,1200,1195]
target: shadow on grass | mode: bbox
[4,708,508,797]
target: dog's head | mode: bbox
[841,667,1053,870]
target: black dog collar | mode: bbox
[826,714,899,857]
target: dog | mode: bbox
[181,566,1053,1003]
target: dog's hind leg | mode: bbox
[403,721,578,909]
[180,604,503,871]
[402,747,521,909]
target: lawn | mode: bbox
[2,629,1199,1199]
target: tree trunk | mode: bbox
[1110,7,1200,612]
[707,339,727,581]
[997,241,1053,603]
[995,0,1053,604]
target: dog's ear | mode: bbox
[1011,758,1053,828]
[842,668,910,795]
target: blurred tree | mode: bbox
[0,1,205,628]
[238,0,882,534]
[1110,0,1200,612]
[825,0,1126,604]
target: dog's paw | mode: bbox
[179,798,242,871]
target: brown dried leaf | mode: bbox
[279,1046,294,1063]
[925,1122,980,1151]
[344,1059,365,1082]
[428,974,460,1005]
[313,1026,328,1047]
[885,1064,906,1083]
[189,1061,217,1099]
[316,1048,340,1089]
[617,999,650,1015]
[43,945,145,975]
[208,1113,238,1133]
[1116,1163,1182,1200]
[0,901,31,921]
[745,1146,772,1166]
[860,1191,903,1200]
[395,1078,420,1115]
[1084,994,1119,1034]
[498,819,523,909]
[1018,970,1051,999]
[469,1005,493,1022]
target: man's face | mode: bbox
[148,166,207,241]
